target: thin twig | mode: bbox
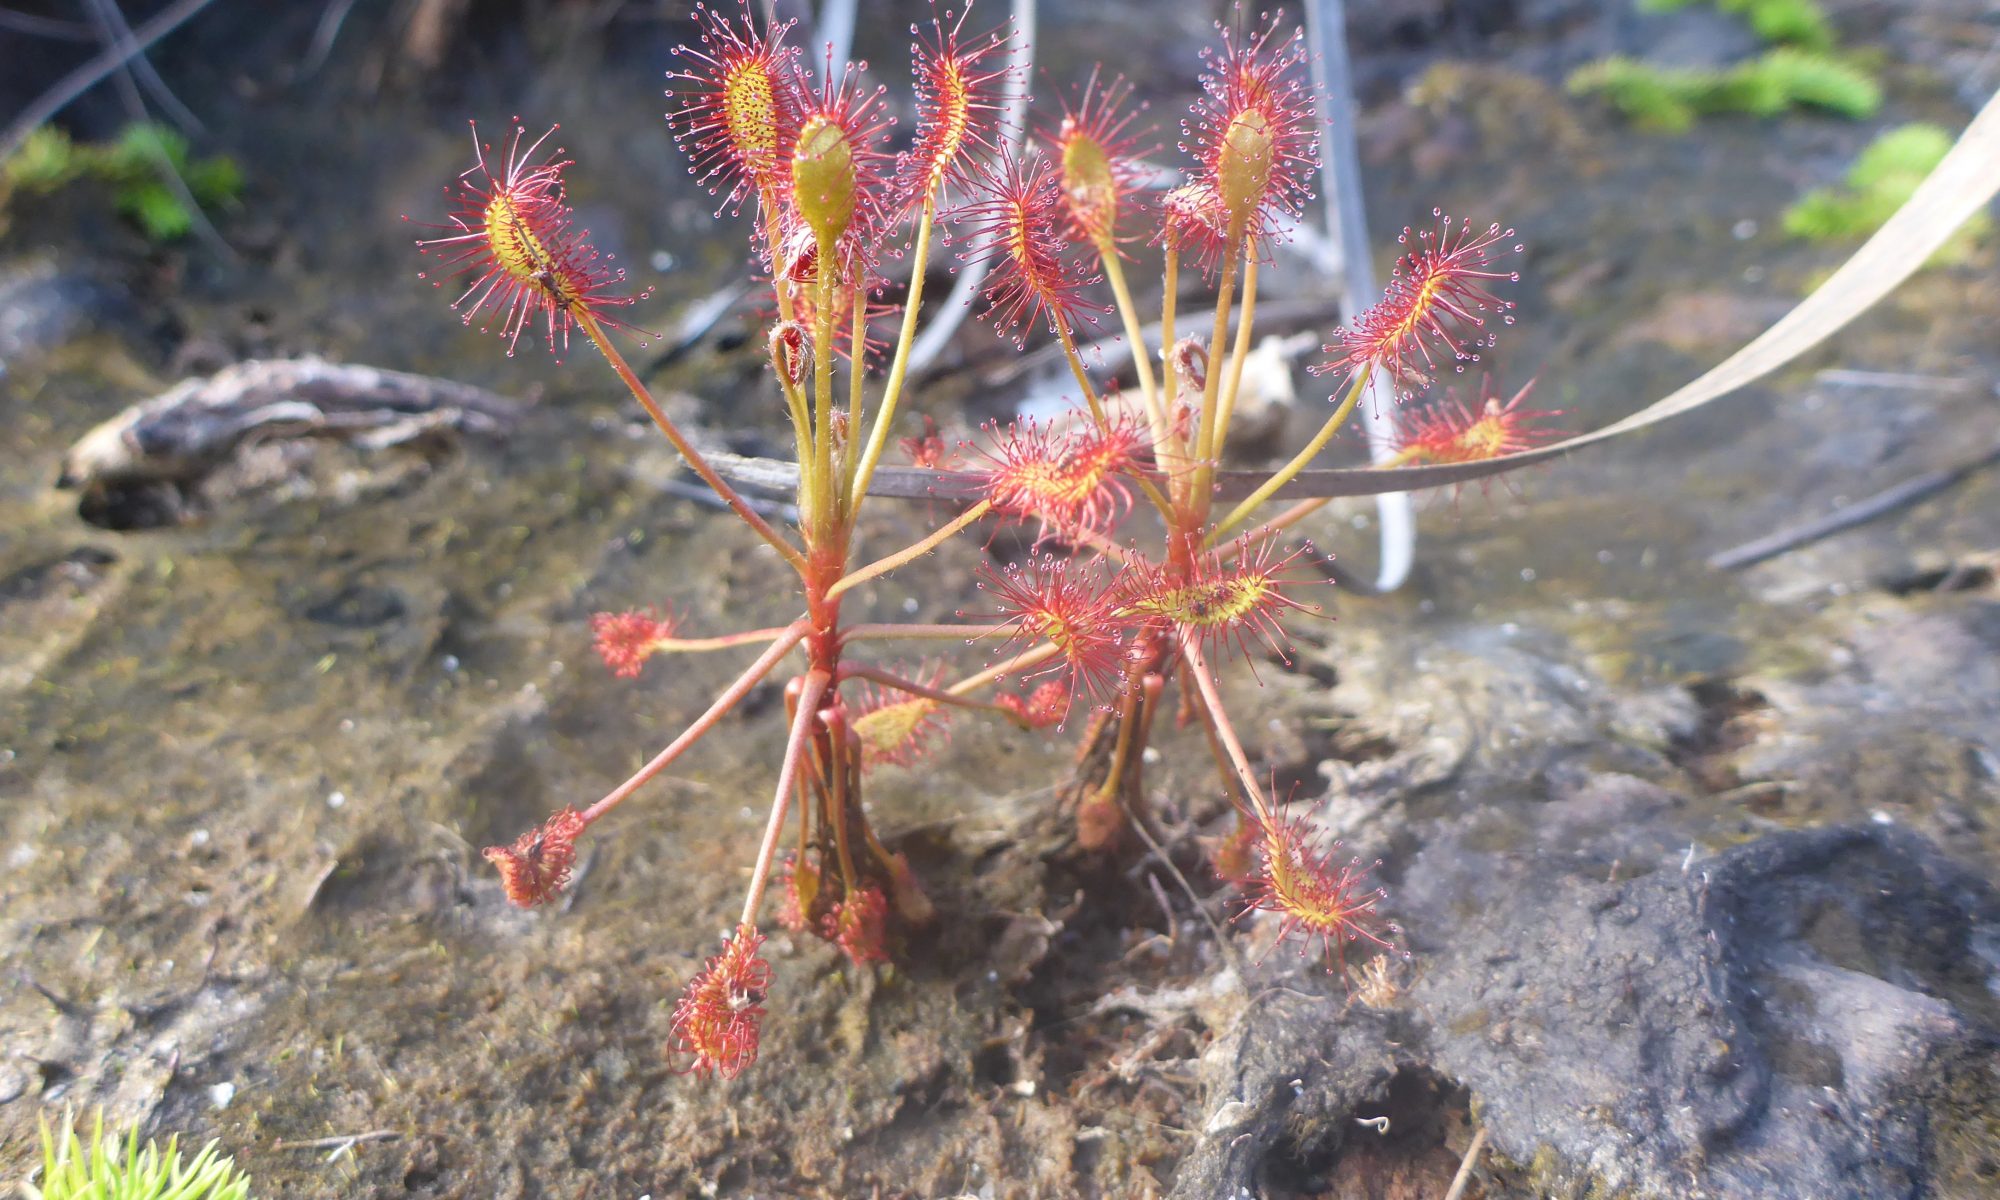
[1443,1125,1489,1200]
[0,0,220,161]
[1707,439,2000,571]
[271,1130,402,1151]
[84,0,203,132]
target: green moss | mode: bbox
[1571,0,1873,131]
[1639,0,1833,50]
[3,126,82,192]
[1745,48,1879,119]
[1846,122,1955,191]
[1783,123,1989,263]
[1567,58,1702,133]
[23,1110,253,1200]
[1,120,243,243]
[1567,49,1878,131]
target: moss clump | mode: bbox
[1569,0,1875,132]
[1568,49,1879,133]
[1749,49,1880,119]
[1783,123,1990,263]
[22,1110,253,1200]
[1638,0,1833,51]
[5,126,80,192]
[2,121,243,242]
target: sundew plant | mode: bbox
[411,0,1550,1081]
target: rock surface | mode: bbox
[1172,825,2000,1198]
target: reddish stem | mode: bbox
[580,621,810,826]
[740,668,832,928]
[836,662,1017,718]
[1178,632,1269,818]
[580,313,808,573]
[649,623,806,654]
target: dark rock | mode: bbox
[1171,825,2000,1198]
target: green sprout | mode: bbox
[22,1110,252,1200]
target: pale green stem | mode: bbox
[824,499,993,600]
[1102,250,1164,440]
[1158,246,1187,508]
[1132,473,1177,521]
[809,262,838,533]
[842,281,867,497]
[1192,244,1243,515]
[1211,253,1259,463]
[1056,323,1109,429]
[850,200,937,509]
[1207,365,1372,546]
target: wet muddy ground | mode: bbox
[2,1,1998,1196]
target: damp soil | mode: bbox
[3,1,1999,1197]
